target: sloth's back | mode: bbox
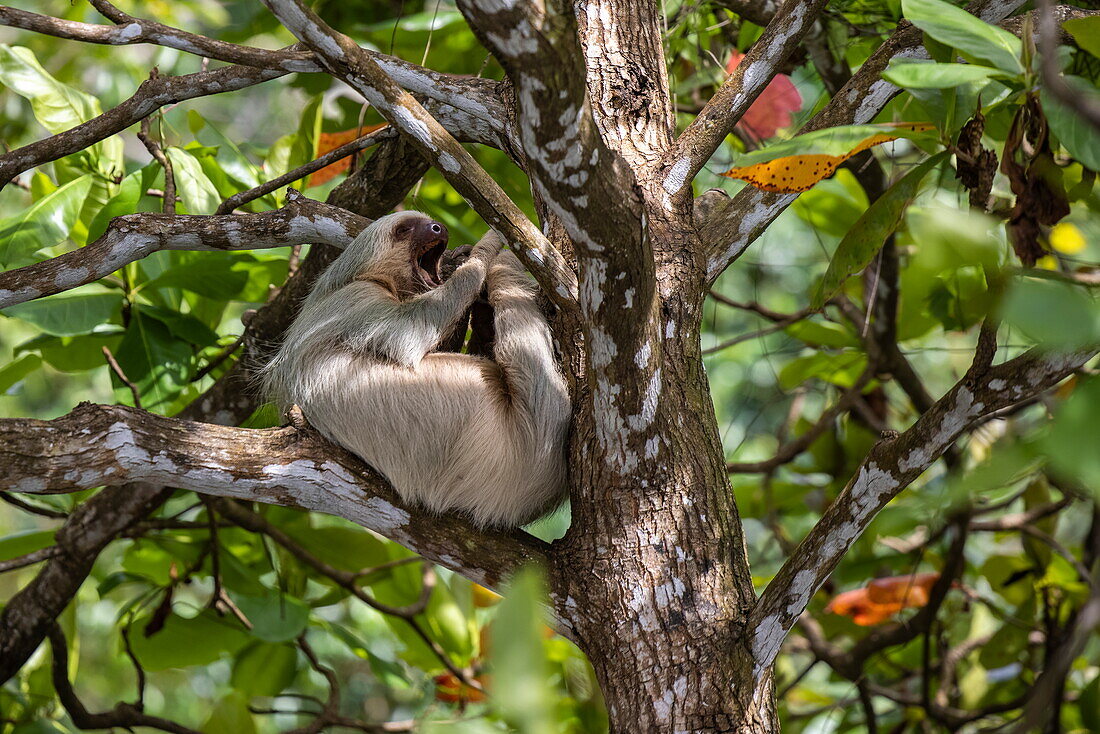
[299,351,566,527]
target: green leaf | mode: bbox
[0,45,100,134]
[233,591,310,643]
[3,290,123,337]
[902,0,1023,73]
[202,692,257,734]
[282,525,389,574]
[230,642,299,697]
[1064,16,1100,59]
[145,257,249,300]
[129,610,251,671]
[784,320,859,348]
[0,174,94,267]
[87,171,144,244]
[165,147,221,214]
[15,330,122,373]
[1043,78,1100,172]
[1000,278,1100,350]
[0,354,42,393]
[0,529,56,562]
[814,151,948,308]
[778,351,867,391]
[883,60,1007,89]
[140,305,220,347]
[113,306,194,409]
[1043,377,1100,491]
[489,567,557,734]
[1080,673,1100,733]
[0,46,122,178]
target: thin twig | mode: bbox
[102,346,142,408]
[216,126,394,214]
[0,546,62,574]
[137,99,176,215]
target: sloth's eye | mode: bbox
[395,224,413,236]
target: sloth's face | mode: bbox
[392,214,449,290]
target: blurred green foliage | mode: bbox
[1,0,1099,732]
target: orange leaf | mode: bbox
[726,50,802,141]
[826,572,941,626]
[721,123,934,193]
[472,584,502,608]
[308,123,389,187]
[866,572,939,606]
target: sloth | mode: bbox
[262,211,571,528]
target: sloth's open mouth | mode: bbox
[414,240,446,287]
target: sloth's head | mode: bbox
[388,211,449,290]
[322,211,449,299]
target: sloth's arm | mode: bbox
[397,231,503,352]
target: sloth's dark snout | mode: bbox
[415,218,448,248]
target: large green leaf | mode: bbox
[883,60,1008,89]
[230,642,299,697]
[1000,278,1100,350]
[1063,16,1100,59]
[113,307,194,409]
[165,147,221,215]
[902,0,1023,73]
[813,151,948,308]
[233,591,311,643]
[0,46,123,177]
[0,175,93,267]
[3,290,123,337]
[1043,79,1100,172]
[144,257,250,300]
[129,610,251,671]
[0,529,56,562]
[86,171,144,244]
[0,354,42,393]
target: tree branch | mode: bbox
[746,347,1095,681]
[661,0,829,203]
[260,0,577,310]
[0,402,550,592]
[0,4,317,72]
[0,64,287,191]
[0,190,366,309]
[0,4,509,149]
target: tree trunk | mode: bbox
[555,283,779,731]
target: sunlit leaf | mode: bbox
[0,174,93,267]
[3,290,123,337]
[902,0,1023,74]
[813,151,948,308]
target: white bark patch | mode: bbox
[899,387,983,472]
[752,614,785,678]
[663,157,693,195]
[623,287,634,309]
[645,436,660,459]
[437,152,461,173]
[117,22,143,42]
[654,577,686,609]
[635,341,651,369]
[579,260,608,314]
[392,108,436,151]
[285,215,354,248]
[786,569,816,616]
